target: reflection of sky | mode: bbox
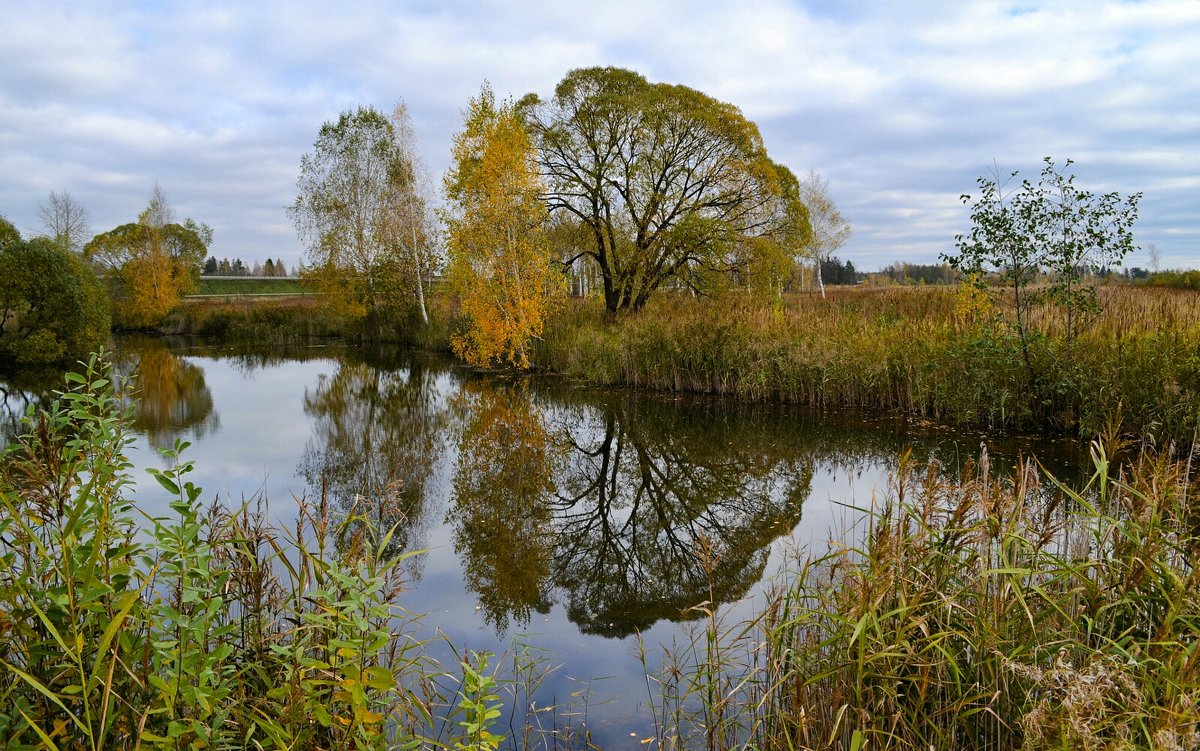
[123,356,336,523]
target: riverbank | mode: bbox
[157,284,1200,444]
[535,285,1200,444]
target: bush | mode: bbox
[0,235,110,365]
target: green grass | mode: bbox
[193,277,306,296]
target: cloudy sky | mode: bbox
[2,0,1197,270]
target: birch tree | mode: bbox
[799,171,852,298]
[444,84,565,369]
[289,103,437,328]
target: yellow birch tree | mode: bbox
[444,84,564,369]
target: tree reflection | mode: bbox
[0,365,64,445]
[127,345,219,446]
[299,354,446,569]
[449,382,814,637]
[548,395,813,637]
[120,342,219,450]
[448,382,558,632]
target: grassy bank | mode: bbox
[193,277,306,296]
[161,296,351,342]
[161,295,455,350]
[535,285,1200,443]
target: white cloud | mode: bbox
[0,0,1196,268]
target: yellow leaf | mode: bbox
[355,706,384,724]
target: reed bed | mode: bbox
[162,295,458,352]
[161,297,350,343]
[645,444,1200,751]
[536,285,1200,443]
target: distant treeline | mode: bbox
[1139,268,1200,290]
[866,261,959,285]
[202,255,292,277]
[852,263,1175,287]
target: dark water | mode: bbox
[0,336,1090,747]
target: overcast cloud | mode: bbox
[2,0,1197,270]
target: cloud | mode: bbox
[0,0,1196,268]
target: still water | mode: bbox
[0,336,1087,747]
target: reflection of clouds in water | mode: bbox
[123,353,332,520]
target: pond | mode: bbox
[0,336,1090,747]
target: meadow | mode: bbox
[192,277,307,297]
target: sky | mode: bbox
[2,0,1197,271]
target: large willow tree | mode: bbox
[521,67,811,312]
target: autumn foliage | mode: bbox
[85,188,209,329]
[444,84,564,369]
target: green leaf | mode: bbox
[365,666,395,690]
[148,469,180,495]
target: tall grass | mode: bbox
[536,286,1200,443]
[161,297,351,342]
[161,295,459,351]
[644,444,1200,750]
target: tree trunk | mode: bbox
[412,225,428,325]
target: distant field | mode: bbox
[192,277,307,296]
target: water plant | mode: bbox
[642,445,1200,750]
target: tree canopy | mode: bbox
[945,157,1140,379]
[0,224,110,365]
[0,215,19,249]
[521,67,810,312]
[85,186,210,329]
[289,103,438,329]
